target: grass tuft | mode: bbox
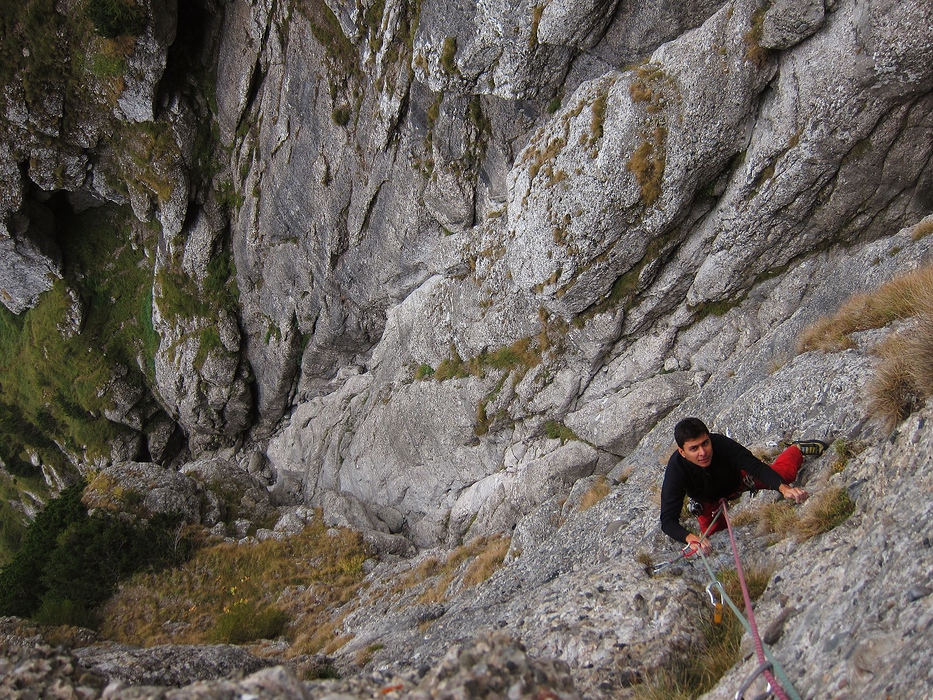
[799,264,933,429]
[866,335,922,430]
[798,265,933,353]
[627,126,667,206]
[632,565,771,699]
[208,600,288,644]
[796,487,855,540]
[753,500,799,539]
[440,36,458,75]
[544,420,578,443]
[397,535,510,605]
[912,218,933,241]
[462,535,510,587]
[578,476,610,511]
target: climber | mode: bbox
[660,417,827,555]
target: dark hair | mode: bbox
[673,417,710,447]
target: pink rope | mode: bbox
[720,499,790,700]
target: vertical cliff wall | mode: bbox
[0,0,931,550]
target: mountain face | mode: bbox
[1,0,933,695]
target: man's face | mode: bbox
[678,433,713,468]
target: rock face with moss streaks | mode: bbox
[1,0,933,696]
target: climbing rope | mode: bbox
[691,499,802,700]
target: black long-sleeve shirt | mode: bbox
[659,433,785,543]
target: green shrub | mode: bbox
[0,482,87,617]
[216,179,245,212]
[194,326,224,370]
[297,0,360,79]
[0,482,195,625]
[0,0,71,106]
[544,420,577,443]
[89,52,127,78]
[209,600,288,643]
[85,0,147,39]
[0,469,47,567]
[33,596,93,628]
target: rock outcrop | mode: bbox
[1,0,933,696]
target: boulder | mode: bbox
[83,462,202,524]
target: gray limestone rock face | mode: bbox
[413,0,575,101]
[446,439,600,545]
[505,0,777,319]
[215,0,271,143]
[181,455,276,527]
[685,0,933,308]
[0,229,61,314]
[565,372,697,455]
[116,0,179,123]
[74,642,271,688]
[0,142,23,218]
[131,0,933,558]
[152,206,253,451]
[0,197,62,314]
[759,0,825,49]
[586,0,728,68]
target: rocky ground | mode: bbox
[1,623,580,700]
[3,404,933,699]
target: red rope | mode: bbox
[720,498,790,700]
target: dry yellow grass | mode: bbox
[912,217,933,241]
[577,475,611,511]
[866,334,924,430]
[728,488,855,545]
[754,500,799,539]
[798,265,933,353]
[627,127,668,206]
[97,511,370,654]
[462,535,511,587]
[414,534,511,603]
[903,310,933,398]
[797,487,855,541]
[798,264,933,429]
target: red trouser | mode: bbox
[696,445,803,537]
